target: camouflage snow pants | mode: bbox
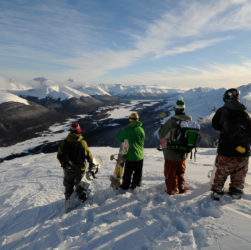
[164,159,186,195]
[63,171,84,200]
[212,154,249,192]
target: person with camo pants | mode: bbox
[211,88,251,199]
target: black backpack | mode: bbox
[60,139,85,168]
[167,120,200,153]
[227,109,251,146]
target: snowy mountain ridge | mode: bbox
[1,77,251,108]
[0,91,30,105]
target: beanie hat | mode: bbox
[70,122,81,134]
[129,112,139,122]
[174,97,185,113]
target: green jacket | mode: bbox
[57,133,93,173]
[116,121,145,161]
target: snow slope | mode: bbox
[10,85,91,100]
[0,146,251,249]
[0,91,29,105]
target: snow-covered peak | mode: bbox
[9,85,91,100]
[99,83,171,97]
[0,91,29,105]
[76,86,111,96]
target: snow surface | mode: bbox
[105,101,140,119]
[10,85,90,100]
[1,137,251,249]
[0,91,29,105]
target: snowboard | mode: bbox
[109,139,129,189]
[65,155,102,213]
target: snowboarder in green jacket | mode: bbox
[116,113,145,190]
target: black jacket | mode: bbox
[212,100,251,157]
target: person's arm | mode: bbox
[116,128,127,142]
[212,109,223,131]
[159,119,172,139]
[82,140,93,164]
[57,140,65,167]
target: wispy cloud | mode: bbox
[1,0,251,86]
[133,0,251,56]
[154,37,233,58]
[102,61,251,88]
[68,0,251,79]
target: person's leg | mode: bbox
[131,160,143,189]
[63,172,75,200]
[177,160,186,193]
[121,161,133,190]
[164,160,179,195]
[229,157,249,194]
[212,155,230,193]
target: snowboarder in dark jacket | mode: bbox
[211,88,251,198]
[57,122,95,200]
[116,113,145,190]
[159,97,192,195]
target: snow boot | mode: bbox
[211,189,224,201]
[76,185,87,202]
[228,187,243,199]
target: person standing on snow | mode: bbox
[159,97,192,195]
[211,88,251,199]
[57,122,95,200]
[116,113,145,190]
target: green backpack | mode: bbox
[167,120,200,153]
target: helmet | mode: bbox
[129,113,139,122]
[223,88,240,103]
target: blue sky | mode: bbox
[1,0,251,88]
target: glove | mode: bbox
[236,146,246,153]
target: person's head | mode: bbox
[174,97,185,114]
[129,112,139,122]
[70,122,81,134]
[223,88,240,103]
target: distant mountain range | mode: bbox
[5,78,173,100]
[0,78,250,150]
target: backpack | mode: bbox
[227,109,251,146]
[167,120,200,153]
[60,139,85,168]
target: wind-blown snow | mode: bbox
[0,146,251,249]
[0,91,29,105]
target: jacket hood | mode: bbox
[128,120,143,128]
[224,100,246,111]
[66,132,83,142]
